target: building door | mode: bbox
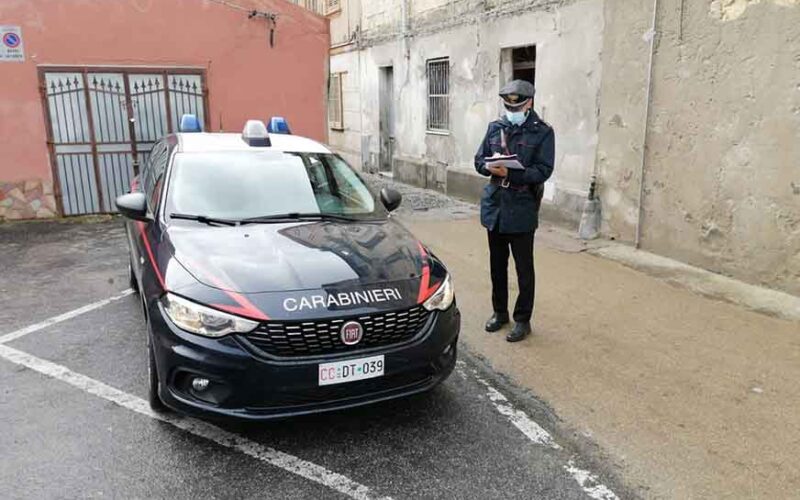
[378,66,394,173]
[41,68,207,215]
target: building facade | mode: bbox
[323,0,800,297]
[327,0,604,228]
[0,0,329,220]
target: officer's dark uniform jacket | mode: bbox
[474,111,555,234]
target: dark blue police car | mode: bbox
[116,116,459,420]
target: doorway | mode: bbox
[378,66,394,173]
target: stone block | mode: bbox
[43,195,57,211]
[43,181,54,196]
[446,168,485,204]
[35,207,56,218]
[24,180,39,192]
[393,157,427,188]
[30,199,42,211]
[25,186,43,202]
[7,187,25,202]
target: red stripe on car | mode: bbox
[136,221,166,290]
[179,254,270,321]
[416,241,440,303]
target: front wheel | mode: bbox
[128,259,138,293]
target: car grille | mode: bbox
[242,306,432,357]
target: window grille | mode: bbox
[326,0,341,13]
[328,73,344,130]
[427,58,449,132]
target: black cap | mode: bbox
[499,80,535,109]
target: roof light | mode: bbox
[267,116,291,134]
[179,114,202,133]
[242,120,271,147]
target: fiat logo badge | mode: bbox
[340,321,363,345]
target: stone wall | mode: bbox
[596,0,800,295]
[0,179,58,220]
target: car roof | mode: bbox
[175,132,332,154]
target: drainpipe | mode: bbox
[634,0,660,249]
[401,0,411,59]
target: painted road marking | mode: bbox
[2,293,616,499]
[566,460,622,500]
[0,343,391,500]
[475,375,561,449]
[458,362,620,500]
[0,289,135,345]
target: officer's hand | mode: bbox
[488,165,508,177]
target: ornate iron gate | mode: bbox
[40,68,208,215]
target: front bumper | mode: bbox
[148,302,461,421]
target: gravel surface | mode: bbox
[364,173,480,220]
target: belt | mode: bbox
[490,176,530,192]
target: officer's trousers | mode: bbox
[487,229,535,323]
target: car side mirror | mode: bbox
[116,192,150,222]
[380,188,402,212]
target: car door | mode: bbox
[132,139,169,294]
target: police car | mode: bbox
[116,115,459,420]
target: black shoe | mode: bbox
[484,312,509,332]
[506,322,531,342]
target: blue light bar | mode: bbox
[179,114,202,133]
[267,116,291,134]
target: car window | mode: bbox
[144,141,169,212]
[164,151,385,221]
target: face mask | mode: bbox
[505,109,528,126]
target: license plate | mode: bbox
[318,355,385,386]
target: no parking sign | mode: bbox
[1,26,25,62]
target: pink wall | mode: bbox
[0,0,330,183]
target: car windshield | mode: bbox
[165,151,386,221]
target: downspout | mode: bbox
[401,0,411,59]
[634,0,660,249]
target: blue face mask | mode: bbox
[505,109,528,126]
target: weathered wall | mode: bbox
[597,0,800,295]
[328,50,364,168]
[328,0,363,168]
[348,0,604,223]
[0,0,328,219]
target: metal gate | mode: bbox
[40,68,208,215]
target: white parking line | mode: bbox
[0,343,391,500]
[474,374,561,449]
[565,460,621,500]
[460,362,620,500]
[0,289,135,345]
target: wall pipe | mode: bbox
[635,0,660,249]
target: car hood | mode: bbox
[167,219,423,294]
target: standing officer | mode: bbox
[474,80,555,342]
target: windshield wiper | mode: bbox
[241,212,360,224]
[169,213,240,226]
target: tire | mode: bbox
[147,330,167,412]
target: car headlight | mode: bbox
[423,274,455,311]
[161,293,259,337]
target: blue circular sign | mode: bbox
[3,32,21,49]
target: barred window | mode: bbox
[427,58,449,132]
[326,0,341,13]
[328,73,344,130]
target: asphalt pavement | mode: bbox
[0,217,628,499]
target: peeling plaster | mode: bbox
[709,0,800,21]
